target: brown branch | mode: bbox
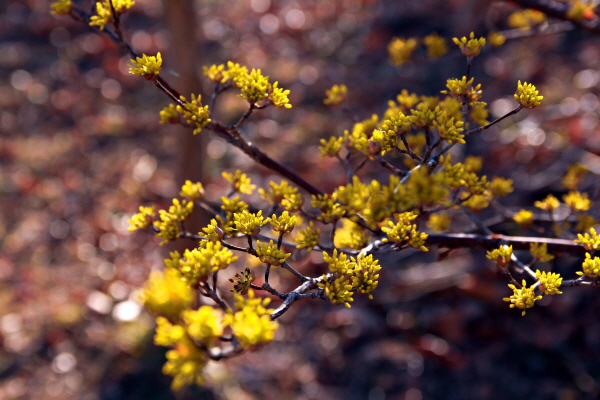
[509,0,600,35]
[426,232,585,254]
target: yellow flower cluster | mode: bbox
[563,191,591,212]
[50,0,72,15]
[128,205,155,231]
[270,211,297,234]
[234,210,268,236]
[434,109,465,144]
[503,280,543,316]
[427,213,451,232]
[319,135,344,157]
[295,222,321,250]
[201,219,223,241]
[269,82,292,109]
[319,251,382,307]
[567,1,595,21]
[225,290,279,349]
[562,163,588,190]
[535,270,562,295]
[129,53,162,80]
[89,0,135,30]
[231,68,292,108]
[575,227,600,251]
[534,194,560,211]
[508,9,547,30]
[513,210,533,227]
[486,245,513,268]
[452,32,486,57]
[218,196,249,236]
[423,33,448,59]
[179,180,204,200]
[138,269,194,319]
[334,219,369,250]
[255,240,291,266]
[229,268,256,295]
[177,94,211,135]
[578,253,600,278]
[487,31,506,47]
[166,241,237,285]
[159,104,180,124]
[222,170,256,195]
[259,180,298,205]
[202,61,248,84]
[388,37,419,66]
[141,199,192,245]
[530,242,555,262]
[382,211,429,251]
[514,81,543,109]
[323,84,348,106]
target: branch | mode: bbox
[509,0,600,35]
[426,232,585,254]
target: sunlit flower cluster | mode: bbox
[503,280,543,316]
[388,37,419,66]
[575,227,600,251]
[177,94,211,135]
[323,84,348,106]
[129,53,162,80]
[50,0,72,15]
[225,290,278,349]
[452,32,486,57]
[514,80,543,109]
[486,245,513,268]
[423,33,448,59]
[89,0,135,30]
[535,270,563,295]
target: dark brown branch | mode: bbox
[509,0,600,35]
[426,232,585,255]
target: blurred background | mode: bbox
[2,0,600,399]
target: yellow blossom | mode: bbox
[163,343,208,390]
[159,104,180,124]
[224,290,278,349]
[222,170,256,195]
[427,213,451,232]
[269,82,292,109]
[295,222,321,250]
[177,94,211,135]
[514,81,543,109]
[50,0,72,15]
[487,31,506,47]
[138,269,193,319]
[128,205,155,231]
[183,306,224,346]
[234,68,270,104]
[535,270,562,295]
[578,252,600,278]
[423,33,448,59]
[503,280,543,316]
[234,210,268,236]
[89,0,135,30]
[530,242,555,262]
[575,228,600,251]
[534,194,560,211]
[318,275,354,308]
[229,268,256,295]
[388,37,418,66]
[319,136,344,157]
[255,240,291,266]
[129,53,162,80]
[323,84,348,106]
[452,32,486,57]
[179,180,204,200]
[563,191,591,212]
[489,177,514,197]
[508,9,547,30]
[270,211,297,234]
[513,209,533,227]
[486,245,513,268]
